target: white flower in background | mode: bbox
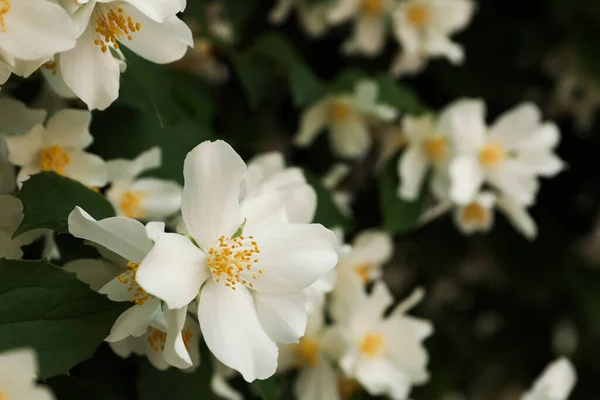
[211,359,243,400]
[67,208,195,370]
[397,113,451,201]
[521,358,576,400]
[390,0,475,76]
[0,195,42,259]
[278,308,343,400]
[328,0,395,56]
[135,140,338,382]
[446,99,564,205]
[0,348,55,400]
[0,98,47,135]
[54,0,192,110]
[269,0,329,38]
[295,80,397,159]
[322,163,353,217]
[0,0,76,84]
[330,229,392,322]
[338,282,432,400]
[106,147,182,221]
[2,109,107,187]
[0,137,14,195]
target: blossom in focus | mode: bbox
[2,109,108,187]
[337,282,432,400]
[67,208,195,370]
[0,0,76,84]
[446,99,564,205]
[328,0,395,56]
[269,0,329,38]
[106,147,182,221]
[390,0,475,76]
[54,0,192,110]
[295,80,397,159]
[521,358,576,400]
[0,348,55,400]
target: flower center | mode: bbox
[93,6,141,53]
[406,4,429,26]
[354,263,375,283]
[359,333,384,357]
[339,377,361,398]
[147,327,166,352]
[361,0,384,16]
[479,141,505,168]
[424,136,447,162]
[294,337,320,367]
[207,235,262,290]
[328,102,353,124]
[118,262,155,305]
[120,191,146,219]
[0,0,11,32]
[461,202,489,225]
[39,145,71,175]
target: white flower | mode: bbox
[3,109,107,187]
[269,0,329,38]
[0,348,54,400]
[55,0,192,110]
[338,282,432,400]
[397,113,451,201]
[0,0,76,83]
[328,0,395,56]
[322,163,353,217]
[67,208,195,369]
[0,195,42,259]
[0,98,47,135]
[278,308,343,400]
[295,80,397,159]
[390,0,475,76]
[522,358,576,400]
[446,99,564,205]
[106,147,182,221]
[135,140,339,382]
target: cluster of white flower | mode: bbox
[270,0,475,76]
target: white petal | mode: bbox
[519,123,560,150]
[398,146,429,201]
[117,0,186,22]
[329,118,372,159]
[68,206,153,261]
[496,196,537,240]
[136,233,209,310]
[131,178,183,220]
[489,103,542,149]
[105,299,160,342]
[63,258,123,291]
[269,0,294,23]
[349,230,394,269]
[449,155,485,204]
[106,147,161,181]
[438,98,487,153]
[295,360,340,400]
[327,0,360,24]
[64,151,108,187]
[355,357,412,400]
[294,100,329,148]
[44,109,93,149]
[487,160,539,206]
[523,358,576,400]
[348,281,394,336]
[0,348,38,385]
[163,306,193,369]
[3,124,44,166]
[0,98,46,135]
[181,140,246,251]
[516,151,564,177]
[355,16,386,56]
[199,280,278,382]
[254,291,307,344]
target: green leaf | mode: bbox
[15,172,115,237]
[379,155,426,234]
[0,259,129,379]
[375,75,427,114]
[232,52,277,109]
[304,170,353,232]
[252,377,278,400]
[289,65,325,107]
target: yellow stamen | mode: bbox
[182,325,193,351]
[406,4,429,26]
[361,0,383,16]
[207,235,261,291]
[119,191,147,219]
[461,202,489,225]
[0,0,10,32]
[93,6,141,53]
[424,136,447,162]
[118,262,154,305]
[359,333,384,357]
[43,61,58,76]
[354,263,375,283]
[294,337,320,367]
[328,102,353,124]
[147,327,167,352]
[479,141,505,168]
[39,145,71,175]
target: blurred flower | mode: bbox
[0,97,47,135]
[390,0,475,76]
[295,80,397,159]
[0,195,44,259]
[211,358,242,400]
[328,0,395,56]
[521,358,576,400]
[53,0,192,110]
[106,147,182,221]
[0,348,55,399]
[3,109,108,187]
[322,163,354,217]
[269,0,329,38]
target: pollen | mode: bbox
[354,263,375,283]
[359,333,384,357]
[424,136,447,162]
[0,392,6,400]
[361,0,384,16]
[147,327,167,352]
[406,4,429,26]
[182,325,193,351]
[461,202,489,225]
[119,191,147,219]
[328,102,353,124]
[93,7,141,53]
[479,141,505,168]
[294,337,320,367]
[39,145,71,175]
[42,61,58,76]
[207,235,261,291]
[0,0,10,32]
[118,261,155,305]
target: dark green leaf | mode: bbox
[289,66,325,106]
[304,170,353,232]
[252,377,278,400]
[0,259,129,379]
[375,75,427,114]
[15,172,115,237]
[232,52,277,109]
[379,155,426,234]
[48,375,127,400]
